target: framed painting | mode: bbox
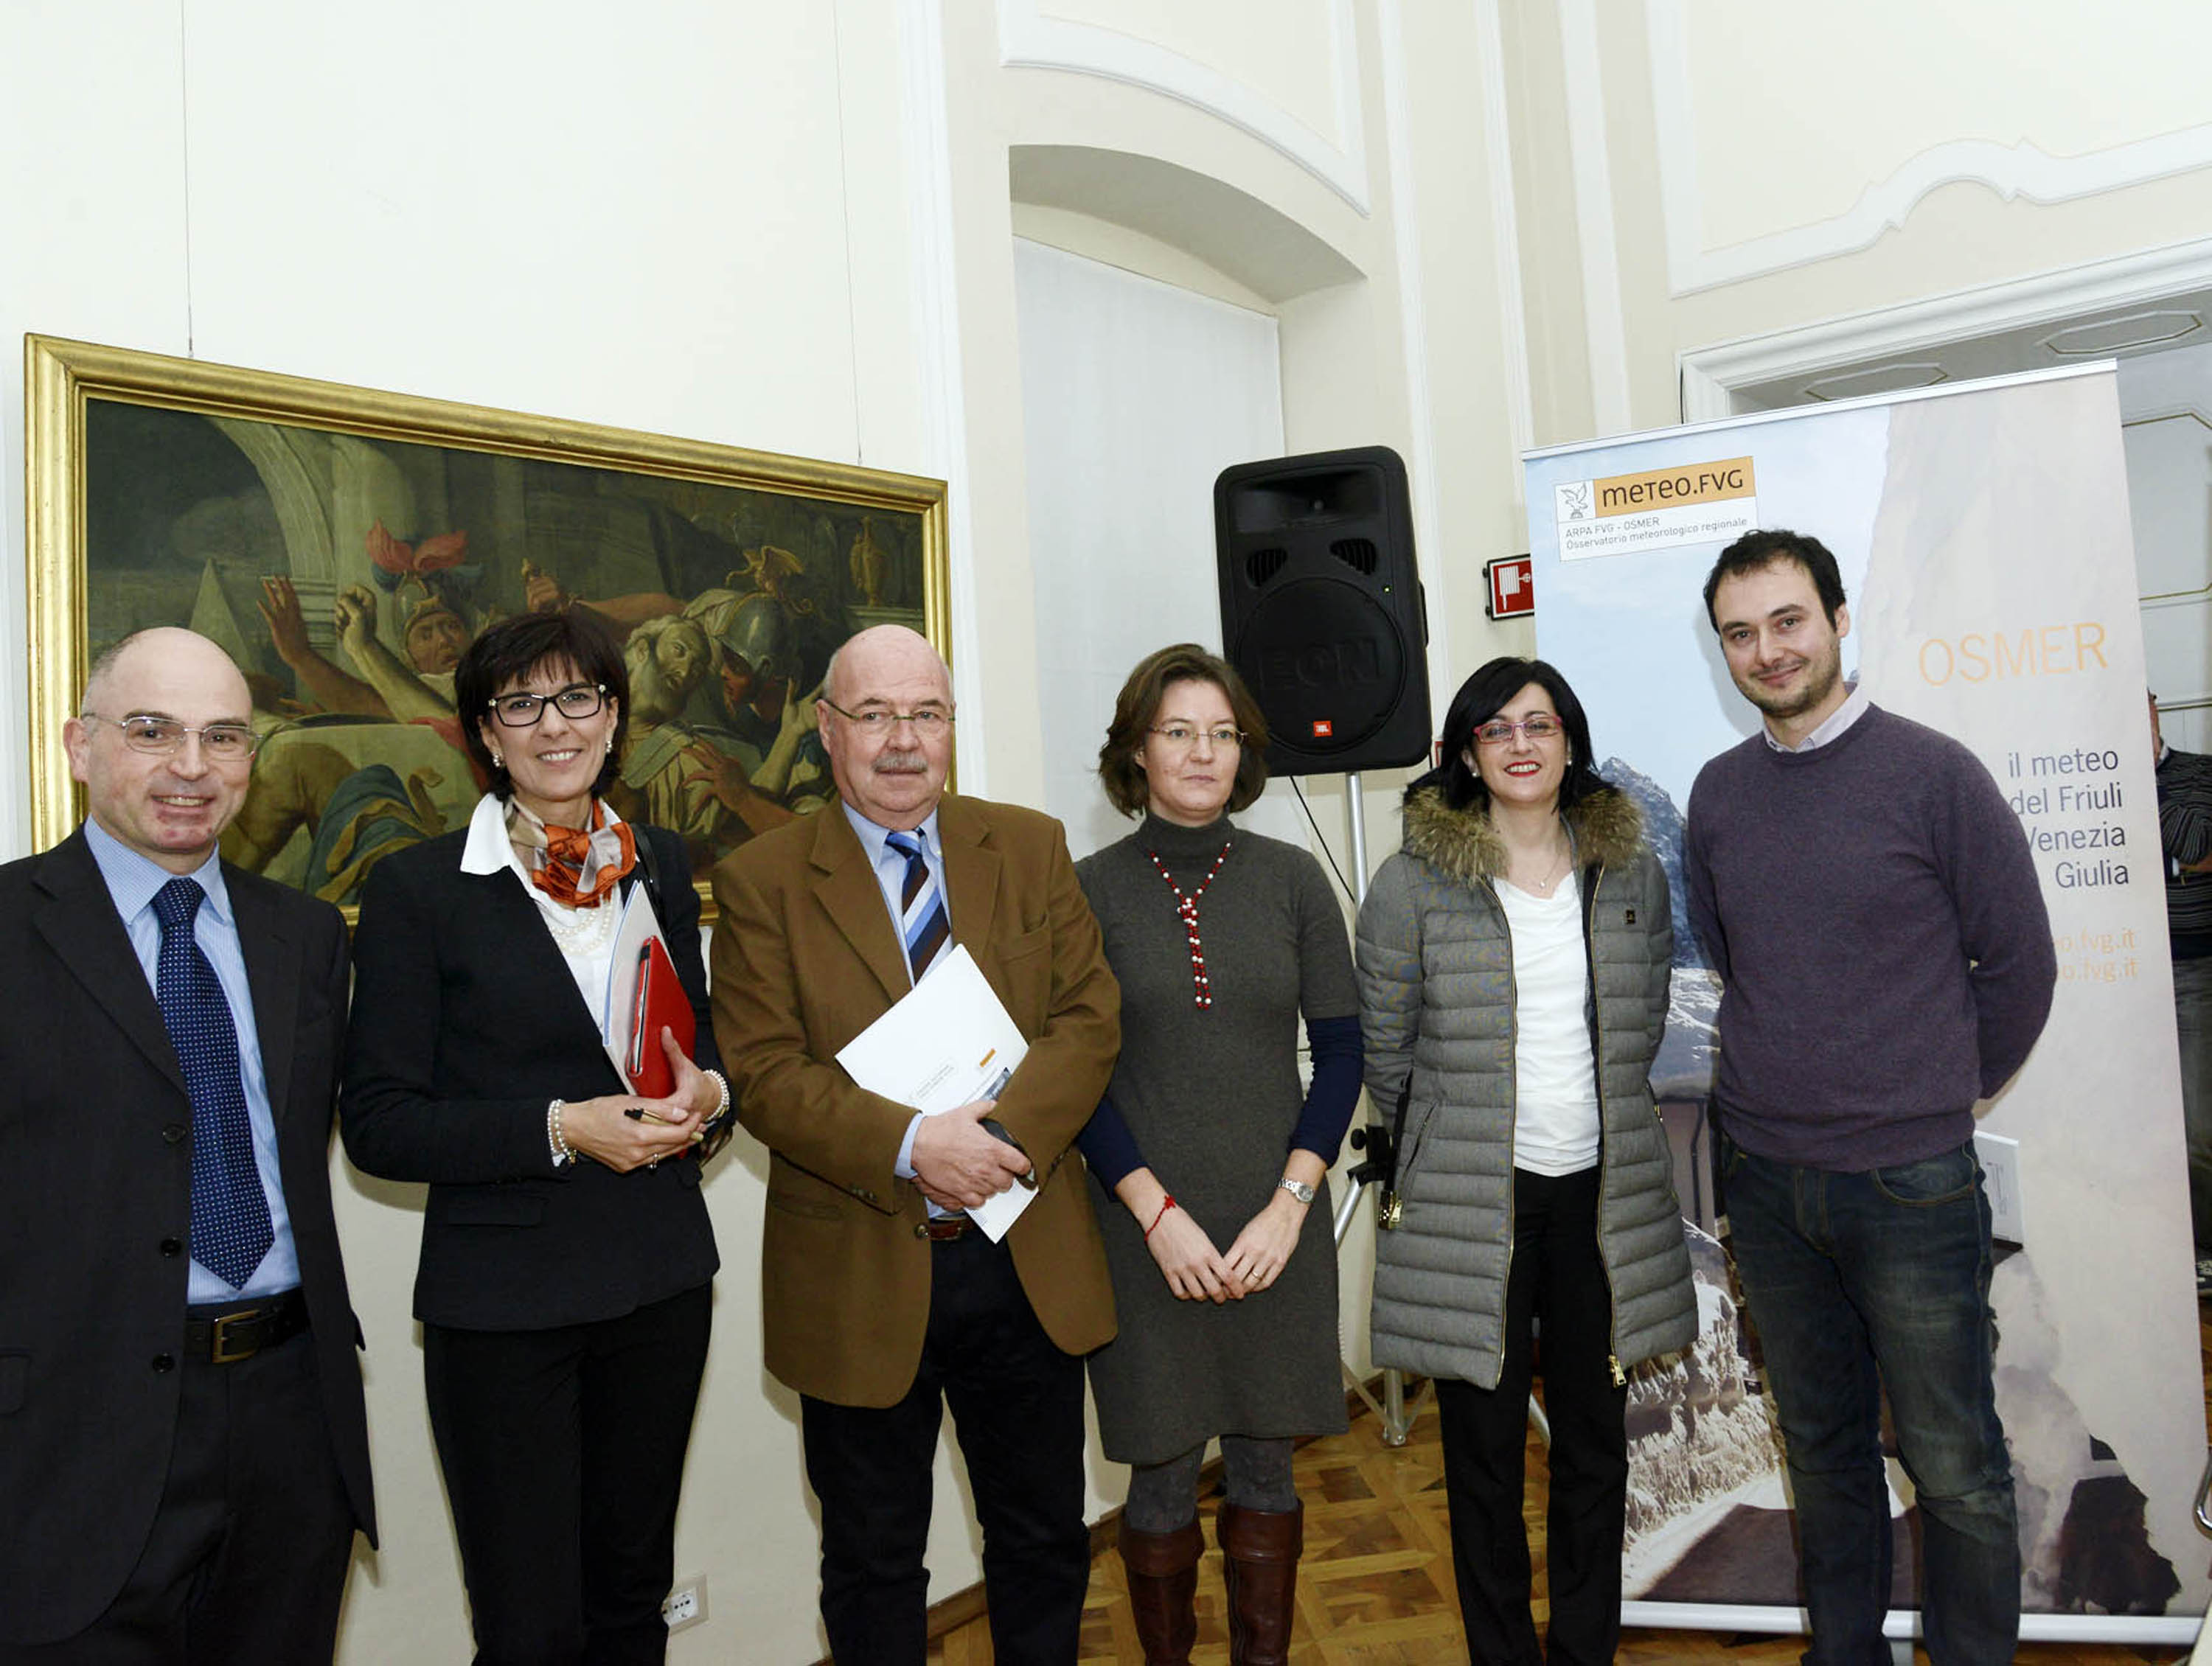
[25,334,949,913]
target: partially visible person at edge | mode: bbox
[1686,528,2055,1666]
[1074,644,1363,1666]
[2152,688,2212,1292]
[342,609,730,1665]
[0,627,375,1661]
[709,624,1119,1665]
[1356,655,1695,1666]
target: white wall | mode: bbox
[1498,0,2212,444]
[1,2,1523,1660]
[0,4,931,1662]
[1012,237,1287,860]
[50,0,2211,1656]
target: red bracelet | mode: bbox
[1145,1194,1178,1240]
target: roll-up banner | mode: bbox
[1523,365,2202,1646]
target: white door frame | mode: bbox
[1677,235,2212,423]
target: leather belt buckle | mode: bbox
[209,1310,258,1365]
[187,1289,305,1364]
[922,1213,975,1241]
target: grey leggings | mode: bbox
[1123,1435,1298,1533]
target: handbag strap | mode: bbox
[629,823,668,922]
[1385,1079,1412,1186]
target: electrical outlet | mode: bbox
[1975,1132,2024,1245]
[663,1580,707,1632]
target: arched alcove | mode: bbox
[1010,143,1364,303]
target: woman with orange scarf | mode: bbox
[344,610,728,1665]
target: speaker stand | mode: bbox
[1332,770,1427,1447]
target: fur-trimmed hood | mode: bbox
[1398,784,1644,887]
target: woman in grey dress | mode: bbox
[1076,644,1362,1666]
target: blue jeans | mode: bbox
[1720,1135,2017,1666]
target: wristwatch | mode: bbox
[1277,1176,1315,1205]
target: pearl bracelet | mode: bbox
[547,1098,576,1167]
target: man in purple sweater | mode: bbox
[1684,529,2055,1666]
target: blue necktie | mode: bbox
[153,877,274,1290]
[884,831,951,982]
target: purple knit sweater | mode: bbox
[1684,705,2056,1169]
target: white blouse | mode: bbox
[457,792,628,1028]
[1495,872,1601,1176]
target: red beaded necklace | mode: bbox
[1146,840,1233,1008]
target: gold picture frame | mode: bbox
[25,333,950,914]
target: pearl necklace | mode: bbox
[535,887,617,955]
[1147,840,1232,1009]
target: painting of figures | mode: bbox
[26,336,948,910]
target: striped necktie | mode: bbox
[884,830,951,982]
[152,876,274,1289]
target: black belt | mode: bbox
[184,1289,308,1365]
[919,1213,978,1241]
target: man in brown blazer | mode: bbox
[711,624,1118,1665]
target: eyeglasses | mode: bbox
[1149,724,1244,750]
[822,699,953,737]
[487,683,608,728]
[80,713,261,761]
[1473,715,1565,747]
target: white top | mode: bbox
[459,792,626,1025]
[1496,871,1600,1176]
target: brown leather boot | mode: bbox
[1119,1516,1203,1664]
[1216,1499,1303,1665]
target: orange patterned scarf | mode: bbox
[505,797,637,907]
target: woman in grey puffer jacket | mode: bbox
[1357,657,1694,1666]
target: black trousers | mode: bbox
[799,1231,1090,1666]
[1434,1165,1628,1666]
[0,1327,355,1665]
[422,1283,712,1666]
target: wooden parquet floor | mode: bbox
[926,1308,2212,1664]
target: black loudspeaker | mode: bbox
[1214,445,1430,777]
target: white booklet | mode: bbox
[835,944,1036,1241]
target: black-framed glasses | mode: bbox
[79,713,261,761]
[1148,723,1244,750]
[487,683,608,728]
[821,698,953,737]
[1473,716,1564,747]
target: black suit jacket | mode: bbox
[341,822,719,1330]
[0,831,375,1645]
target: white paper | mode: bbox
[835,945,1036,1240]
[602,885,669,1092]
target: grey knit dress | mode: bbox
[1076,813,1358,1465]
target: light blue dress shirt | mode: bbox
[838,801,952,1195]
[840,800,948,975]
[85,819,301,1302]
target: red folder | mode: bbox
[626,935,696,1100]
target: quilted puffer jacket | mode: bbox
[1357,784,1695,1389]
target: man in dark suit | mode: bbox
[712,624,1119,1665]
[0,628,375,1662]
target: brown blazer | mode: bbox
[710,793,1120,1407]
